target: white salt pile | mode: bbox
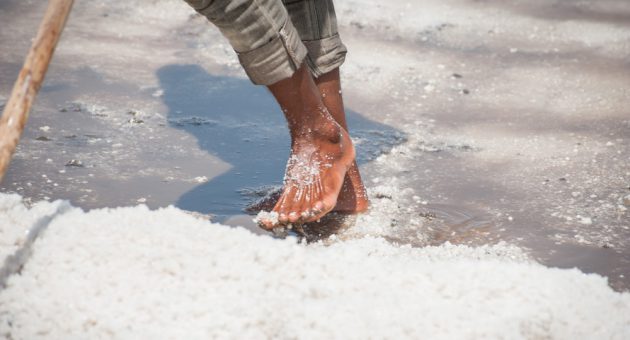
[0,194,629,339]
[0,194,68,263]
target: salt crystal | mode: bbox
[193,176,208,183]
[578,217,592,225]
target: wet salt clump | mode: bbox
[254,210,279,225]
[578,216,593,225]
[65,159,84,167]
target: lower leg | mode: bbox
[259,63,356,228]
[313,68,369,213]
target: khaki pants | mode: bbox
[183,0,347,85]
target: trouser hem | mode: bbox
[303,33,347,78]
[237,18,308,85]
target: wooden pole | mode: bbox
[0,0,74,183]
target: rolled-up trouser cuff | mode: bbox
[237,18,308,85]
[303,34,347,78]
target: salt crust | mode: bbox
[0,194,629,339]
[0,194,66,263]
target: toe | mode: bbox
[306,196,337,223]
[259,219,274,230]
[274,202,289,224]
[257,211,280,230]
[278,211,290,224]
[288,211,300,223]
[300,209,312,220]
[280,185,304,225]
[293,186,312,224]
[314,200,326,213]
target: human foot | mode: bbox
[314,68,369,213]
[269,118,355,226]
[333,161,368,213]
[249,68,368,218]
[258,65,356,229]
[246,163,368,215]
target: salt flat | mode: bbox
[0,0,629,338]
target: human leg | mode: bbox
[282,0,347,77]
[284,0,368,212]
[264,64,355,226]
[314,69,368,213]
[183,0,357,227]
[248,67,369,215]
[183,0,307,85]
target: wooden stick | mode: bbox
[0,0,74,183]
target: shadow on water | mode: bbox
[157,64,405,228]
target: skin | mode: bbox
[258,63,368,229]
[314,68,368,214]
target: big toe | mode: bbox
[256,211,280,230]
[287,211,301,223]
[305,198,335,223]
[259,219,275,230]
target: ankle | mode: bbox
[312,113,342,144]
[290,109,342,144]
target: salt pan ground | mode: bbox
[1,0,630,338]
[1,194,629,339]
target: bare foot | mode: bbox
[315,68,369,214]
[258,65,356,229]
[273,117,355,225]
[249,68,368,219]
[334,162,368,213]
[247,161,367,215]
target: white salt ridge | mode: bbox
[0,194,629,339]
[0,194,66,263]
